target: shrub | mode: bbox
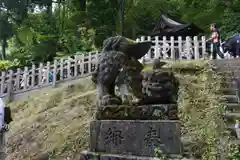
[0,59,20,71]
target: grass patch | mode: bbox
[144,60,226,159]
[174,61,226,159]
[7,78,96,160]
[6,60,226,160]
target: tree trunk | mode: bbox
[80,0,86,11]
[110,0,118,36]
[119,0,124,36]
[132,26,136,39]
[1,38,6,60]
[62,2,66,32]
[111,17,116,36]
[47,2,53,15]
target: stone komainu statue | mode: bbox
[141,59,179,104]
[115,57,144,104]
[92,36,151,106]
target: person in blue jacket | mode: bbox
[49,71,54,83]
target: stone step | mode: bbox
[230,140,240,145]
[221,89,237,95]
[223,112,240,120]
[79,151,195,160]
[224,103,240,111]
[221,70,240,74]
[212,59,240,70]
[221,95,239,103]
[221,78,240,86]
[219,73,240,77]
[90,120,182,156]
[221,82,238,90]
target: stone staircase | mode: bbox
[213,59,240,145]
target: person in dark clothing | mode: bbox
[207,23,224,59]
[223,35,240,58]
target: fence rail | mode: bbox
[137,36,206,61]
[0,52,99,100]
[0,35,230,100]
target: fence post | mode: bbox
[80,54,84,76]
[178,36,182,60]
[194,36,199,60]
[147,36,151,60]
[0,72,5,95]
[46,62,50,84]
[60,58,64,80]
[170,36,175,60]
[67,59,71,79]
[38,63,43,86]
[7,70,13,101]
[88,52,92,73]
[16,68,20,91]
[201,36,206,57]
[155,36,160,59]
[31,64,36,88]
[186,36,191,59]
[73,57,77,77]
[53,60,57,87]
[162,36,167,59]
[23,67,28,90]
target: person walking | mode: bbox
[207,23,224,59]
[0,98,6,160]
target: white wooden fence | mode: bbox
[137,36,207,62]
[1,35,226,100]
[0,52,99,100]
[137,36,233,62]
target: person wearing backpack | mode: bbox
[0,98,13,160]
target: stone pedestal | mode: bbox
[90,120,182,156]
[79,105,183,160]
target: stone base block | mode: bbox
[90,120,182,157]
[96,104,178,120]
[79,151,186,160]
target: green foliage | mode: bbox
[144,60,228,159]
[8,13,59,64]
[154,148,168,160]
[228,144,240,160]
[220,8,240,38]
[0,59,20,70]
[1,0,240,64]
[59,27,96,54]
[174,61,225,159]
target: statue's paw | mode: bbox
[100,94,122,105]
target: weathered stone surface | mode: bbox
[79,151,188,160]
[141,70,179,105]
[152,59,167,69]
[95,104,178,120]
[90,120,182,156]
[115,59,144,104]
[91,36,151,106]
